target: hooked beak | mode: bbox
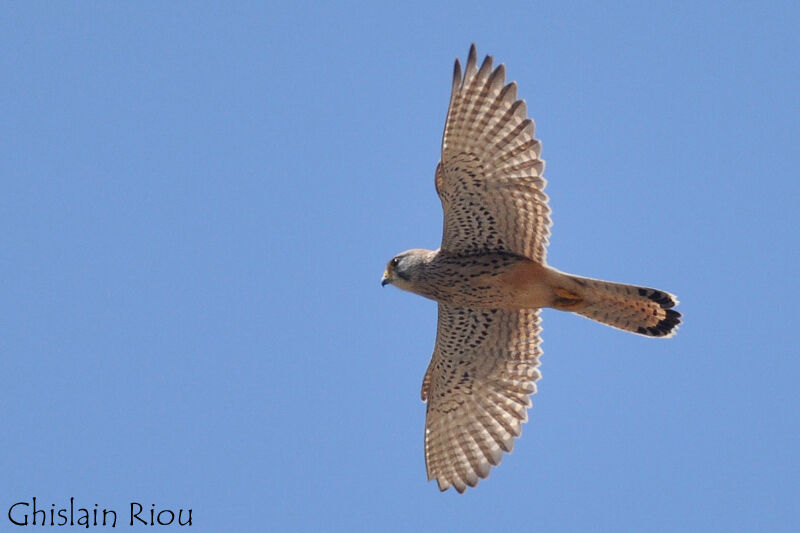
[381,270,391,287]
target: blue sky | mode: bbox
[2,1,799,531]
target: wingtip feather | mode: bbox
[452,58,462,92]
[468,43,477,63]
[488,63,506,92]
[465,43,478,80]
[478,54,493,78]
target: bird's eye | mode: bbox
[391,257,400,268]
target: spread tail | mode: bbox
[552,274,681,337]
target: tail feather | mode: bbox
[555,275,681,337]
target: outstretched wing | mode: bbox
[436,44,551,263]
[421,304,543,492]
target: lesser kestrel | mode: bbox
[382,45,681,493]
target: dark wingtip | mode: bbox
[452,58,462,90]
[466,43,477,72]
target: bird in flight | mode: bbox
[382,44,681,493]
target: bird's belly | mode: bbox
[432,281,513,308]
[428,259,555,309]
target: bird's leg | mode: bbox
[552,287,583,311]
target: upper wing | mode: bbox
[436,44,551,263]
[421,303,543,492]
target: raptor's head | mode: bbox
[381,249,433,291]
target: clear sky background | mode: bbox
[3,2,799,532]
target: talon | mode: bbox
[553,287,583,310]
